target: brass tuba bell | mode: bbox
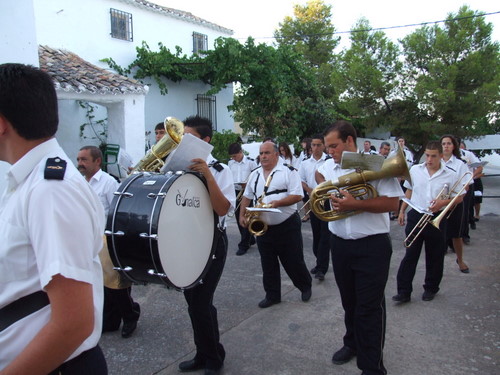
[310,147,411,221]
[132,117,184,172]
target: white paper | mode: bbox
[160,133,213,173]
[246,207,282,213]
[402,198,433,215]
[470,161,488,168]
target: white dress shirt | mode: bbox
[208,154,236,229]
[317,160,403,240]
[0,138,105,370]
[228,156,257,189]
[243,163,304,225]
[89,168,119,217]
[299,153,328,189]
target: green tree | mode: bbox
[331,18,402,134]
[397,5,500,154]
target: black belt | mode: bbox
[0,291,50,332]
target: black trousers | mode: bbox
[48,345,107,375]
[183,230,227,370]
[309,211,331,273]
[234,190,253,251]
[256,213,312,301]
[397,209,447,295]
[331,233,391,375]
[102,286,140,331]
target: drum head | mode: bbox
[157,173,215,289]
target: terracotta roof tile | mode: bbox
[38,45,148,95]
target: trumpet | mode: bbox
[310,147,410,221]
[403,171,473,247]
[244,174,273,236]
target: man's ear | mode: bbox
[0,114,10,136]
[203,136,211,143]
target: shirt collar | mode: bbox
[8,138,59,189]
[89,168,104,183]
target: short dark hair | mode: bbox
[228,142,242,155]
[80,145,103,161]
[311,133,324,143]
[0,63,58,140]
[380,141,390,148]
[155,122,164,131]
[426,140,442,153]
[323,120,357,143]
[183,115,213,141]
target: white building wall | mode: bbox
[33,0,235,139]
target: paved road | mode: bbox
[100,174,500,375]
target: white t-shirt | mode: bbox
[0,138,105,369]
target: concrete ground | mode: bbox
[99,172,500,375]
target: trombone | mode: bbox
[403,172,473,247]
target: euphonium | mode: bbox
[244,174,273,236]
[310,147,411,221]
[132,117,184,172]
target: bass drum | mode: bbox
[105,171,217,290]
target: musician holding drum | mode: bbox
[77,146,140,338]
[316,121,403,375]
[177,116,235,375]
[239,141,312,309]
[394,140,466,307]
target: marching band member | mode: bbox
[0,63,107,374]
[228,142,257,256]
[178,116,235,375]
[316,121,403,375]
[440,134,470,273]
[77,146,140,339]
[298,134,330,281]
[393,140,466,306]
[239,142,312,308]
[459,140,483,232]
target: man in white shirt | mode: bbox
[362,140,378,155]
[316,121,403,375]
[228,143,257,255]
[378,142,391,158]
[240,142,312,309]
[0,63,107,374]
[77,146,141,339]
[299,134,330,280]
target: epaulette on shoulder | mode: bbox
[251,165,262,172]
[44,157,67,180]
[283,163,297,171]
[209,160,224,172]
[325,155,332,160]
[446,165,457,173]
[246,156,255,161]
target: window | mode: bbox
[196,94,217,130]
[110,8,133,41]
[193,32,208,54]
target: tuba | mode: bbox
[310,147,411,221]
[132,117,184,172]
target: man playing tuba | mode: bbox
[239,141,312,309]
[315,121,403,375]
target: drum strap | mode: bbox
[0,291,49,332]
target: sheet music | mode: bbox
[341,152,385,171]
[470,161,488,168]
[402,198,433,215]
[246,207,282,213]
[160,133,213,173]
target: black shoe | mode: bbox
[310,266,318,274]
[314,271,325,281]
[301,288,312,302]
[121,320,138,338]
[422,290,437,301]
[236,248,247,256]
[258,298,281,308]
[204,369,221,375]
[392,293,411,303]
[179,358,205,372]
[470,221,476,230]
[332,346,356,365]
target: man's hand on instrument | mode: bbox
[330,189,356,212]
[189,158,210,177]
[239,213,248,228]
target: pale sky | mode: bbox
[154,0,499,48]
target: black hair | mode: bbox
[79,145,103,161]
[426,140,443,153]
[439,134,461,159]
[323,120,357,143]
[228,142,242,155]
[155,122,164,131]
[183,115,213,141]
[0,63,58,140]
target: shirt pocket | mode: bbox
[0,219,30,282]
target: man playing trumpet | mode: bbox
[393,140,466,305]
[239,142,312,308]
[315,121,403,375]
